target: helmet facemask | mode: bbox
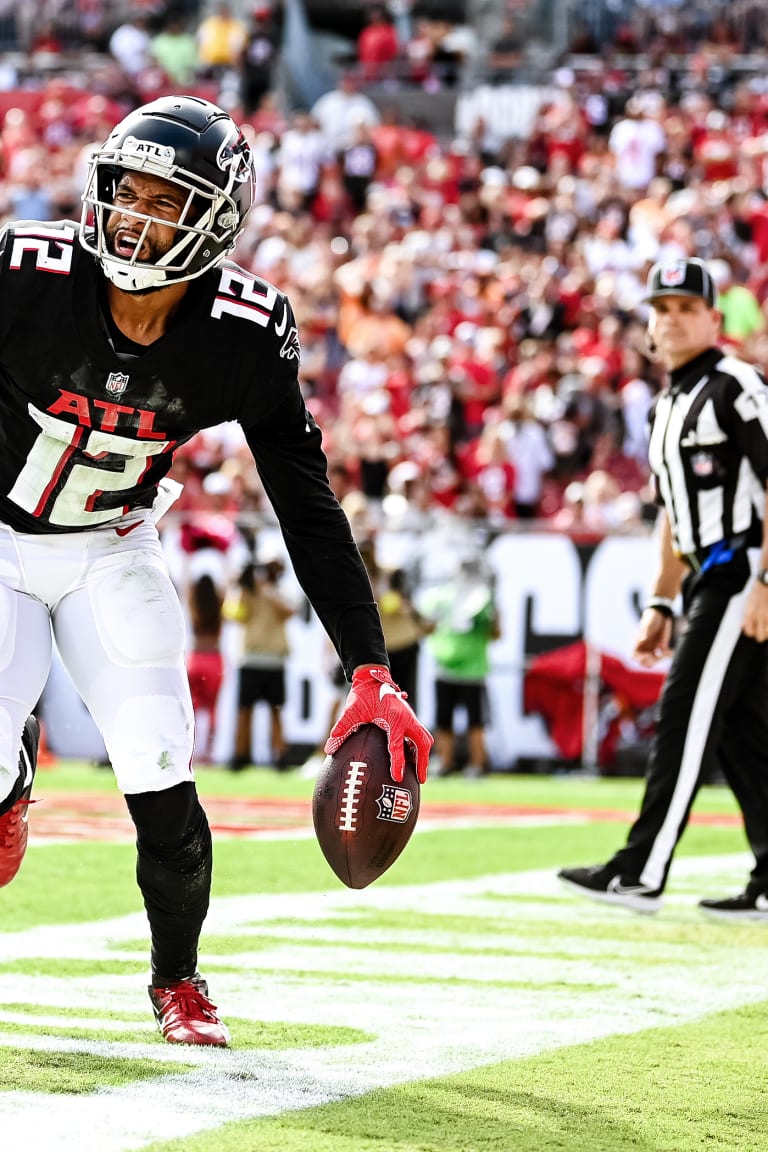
[79,100,254,292]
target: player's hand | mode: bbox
[632,609,674,667]
[743,580,768,642]
[324,665,434,784]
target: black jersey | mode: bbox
[0,219,386,674]
[648,346,768,561]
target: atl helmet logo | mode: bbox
[121,136,175,165]
[659,262,686,287]
[216,128,252,184]
[106,371,129,397]
[375,785,413,823]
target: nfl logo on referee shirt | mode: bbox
[691,451,714,477]
[106,371,129,397]
[659,263,686,288]
[375,785,413,823]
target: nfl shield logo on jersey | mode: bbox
[691,451,714,477]
[106,371,129,397]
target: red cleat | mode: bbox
[0,716,40,888]
[148,975,230,1047]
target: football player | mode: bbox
[0,96,433,1046]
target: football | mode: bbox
[312,724,421,889]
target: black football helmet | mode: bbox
[80,95,255,291]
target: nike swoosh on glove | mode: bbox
[324,665,434,783]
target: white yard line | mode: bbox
[0,853,763,1152]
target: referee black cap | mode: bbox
[643,258,718,307]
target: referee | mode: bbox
[559,257,768,920]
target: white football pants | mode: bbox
[0,512,194,802]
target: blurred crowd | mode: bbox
[7,2,768,551]
[13,0,768,768]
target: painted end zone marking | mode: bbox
[26,792,742,844]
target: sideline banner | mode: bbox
[41,531,661,768]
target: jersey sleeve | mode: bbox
[232,292,302,427]
[242,379,388,679]
[722,362,768,484]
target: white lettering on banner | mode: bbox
[481,533,584,764]
[583,535,657,656]
[41,530,657,764]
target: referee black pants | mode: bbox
[610,552,768,893]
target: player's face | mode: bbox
[647,295,721,370]
[104,171,191,264]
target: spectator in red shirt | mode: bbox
[693,109,739,182]
[357,6,399,82]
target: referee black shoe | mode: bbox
[698,889,768,922]
[558,863,663,914]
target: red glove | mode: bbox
[324,665,433,784]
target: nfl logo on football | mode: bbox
[106,371,129,397]
[375,785,413,823]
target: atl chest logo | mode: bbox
[106,372,129,398]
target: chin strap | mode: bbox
[101,258,169,293]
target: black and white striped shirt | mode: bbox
[648,347,768,560]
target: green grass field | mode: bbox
[2,762,766,1152]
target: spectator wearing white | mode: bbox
[499,394,555,519]
[275,112,331,209]
[580,470,639,533]
[608,94,667,192]
[109,12,153,79]
[311,72,381,152]
[620,347,655,462]
[245,136,277,208]
[582,200,645,282]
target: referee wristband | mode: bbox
[645,596,676,619]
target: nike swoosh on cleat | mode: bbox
[607,877,655,896]
[755,893,768,911]
[115,521,142,537]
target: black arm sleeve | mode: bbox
[243,387,388,679]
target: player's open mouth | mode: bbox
[114,232,146,260]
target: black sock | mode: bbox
[125,784,213,985]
